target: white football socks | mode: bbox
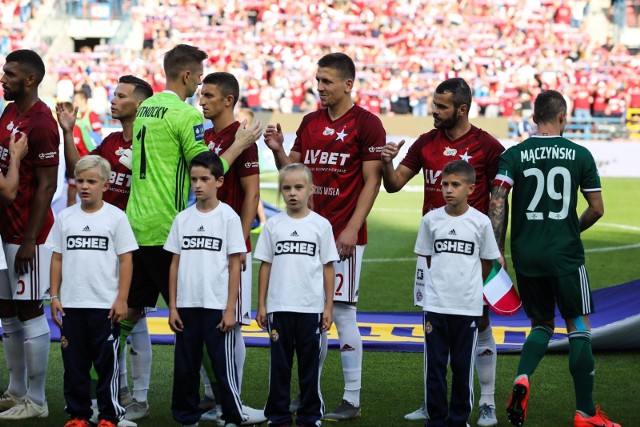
[130,318,151,402]
[23,315,50,406]
[234,324,246,394]
[476,325,497,407]
[333,303,362,407]
[119,342,128,389]
[0,316,27,397]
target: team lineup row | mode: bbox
[0,45,619,427]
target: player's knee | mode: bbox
[569,316,589,332]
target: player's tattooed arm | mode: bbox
[489,185,509,267]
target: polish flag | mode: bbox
[483,260,522,315]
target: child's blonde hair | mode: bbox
[75,155,111,182]
[278,163,314,188]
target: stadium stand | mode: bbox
[2,0,640,140]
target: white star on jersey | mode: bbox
[335,128,348,142]
[459,150,473,162]
[214,144,222,155]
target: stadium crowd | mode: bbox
[3,0,640,123]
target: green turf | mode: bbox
[1,177,638,426]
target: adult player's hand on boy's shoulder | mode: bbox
[169,308,183,333]
[109,297,128,323]
[51,298,65,328]
[219,310,236,333]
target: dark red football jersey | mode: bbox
[204,121,259,251]
[0,101,59,244]
[91,131,132,211]
[292,105,385,245]
[401,125,504,215]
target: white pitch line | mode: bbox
[251,241,640,264]
[597,222,640,232]
[360,242,640,263]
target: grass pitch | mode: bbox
[1,177,639,426]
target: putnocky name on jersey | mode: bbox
[274,240,317,256]
[181,236,222,251]
[520,146,575,163]
[67,236,109,251]
[433,239,475,255]
[136,106,169,119]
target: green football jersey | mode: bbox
[127,92,207,246]
[494,136,601,276]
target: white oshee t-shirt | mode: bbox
[45,202,139,309]
[254,211,339,314]
[415,206,500,316]
[164,203,246,309]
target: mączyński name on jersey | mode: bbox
[520,146,576,163]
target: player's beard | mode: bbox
[433,114,458,130]
[3,81,26,101]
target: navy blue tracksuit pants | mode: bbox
[423,311,478,427]
[61,308,124,423]
[265,312,323,426]
[172,308,243,425]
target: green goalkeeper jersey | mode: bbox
[493,136,601,276]
[127,92,207,246]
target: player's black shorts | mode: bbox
[128,246,172,312]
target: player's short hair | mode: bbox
[164,44,208,81]
[5,49,45,85]
[442,159,476,184]
[190,151,224,179]
[435,78,472,111]
[278,163,314,189]
[119,75,153,100]
[75,155,111,182]
[317,52,355,81]
[202,72,240,107]
[533,90,567,125]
